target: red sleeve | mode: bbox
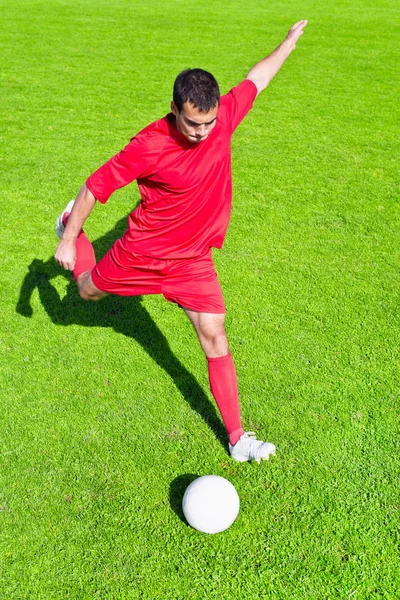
[218,79,257,133]
[86,130,165,204]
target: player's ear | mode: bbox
[170,101,178,116]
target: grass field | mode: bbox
[1,0,399,598]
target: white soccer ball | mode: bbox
[182,475,240,534]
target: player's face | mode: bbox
[171,101,218,143]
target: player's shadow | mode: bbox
[169,474,199,524]
[16,214,227,449]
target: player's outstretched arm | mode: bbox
[54,184,96,271]
[246,20,307,96]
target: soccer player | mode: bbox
[55,20,307,462]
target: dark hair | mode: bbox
[173,69,220,113]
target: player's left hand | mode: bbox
[286,20,308,48]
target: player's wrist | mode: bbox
[281,37,296,54]
[61,233,79,243]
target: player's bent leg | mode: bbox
[56,200,98,288]
[76,270,108,301]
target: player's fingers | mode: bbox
[64,260,75,271]
[290,19,307,33]
[54,256,74,271]
[287,20,307,44]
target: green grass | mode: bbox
[1,0,399,597]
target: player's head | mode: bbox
[171,69,220,143]
[173,69,220,113]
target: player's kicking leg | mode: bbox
[183,309,276,463]
[56,200,107,301]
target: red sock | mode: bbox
[207,353,244,446]
[62,212,96,279]
[73,231,96,279]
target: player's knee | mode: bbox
[78,289,89,301]
[76,272,103,301]
[78,282,103,301]
[203,330,229,357]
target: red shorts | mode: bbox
[91,239,225,313]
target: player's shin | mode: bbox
[207,353,244,446]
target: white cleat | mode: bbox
[56,199,75,239]
[229,432,276,463]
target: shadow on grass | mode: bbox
[16,213,227,450]
[169,474,199,524]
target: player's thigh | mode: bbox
[162,251,226,314]
[91,239,163,297]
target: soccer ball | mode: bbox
[182,475,240,534]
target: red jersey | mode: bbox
[86,79,257,259]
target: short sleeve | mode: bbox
[86,130,165,204]
[218,80,257,133]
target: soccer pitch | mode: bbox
[1,0,399,597]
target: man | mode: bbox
[55,20,307,462]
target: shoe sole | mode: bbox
[231,448,277,463]
[255,449,276,464]
[56,200,75,239]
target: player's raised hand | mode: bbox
[286,20,308,48]
[246,19,308,95]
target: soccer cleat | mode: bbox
[229,432,276,463]
[56,199,75,239]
